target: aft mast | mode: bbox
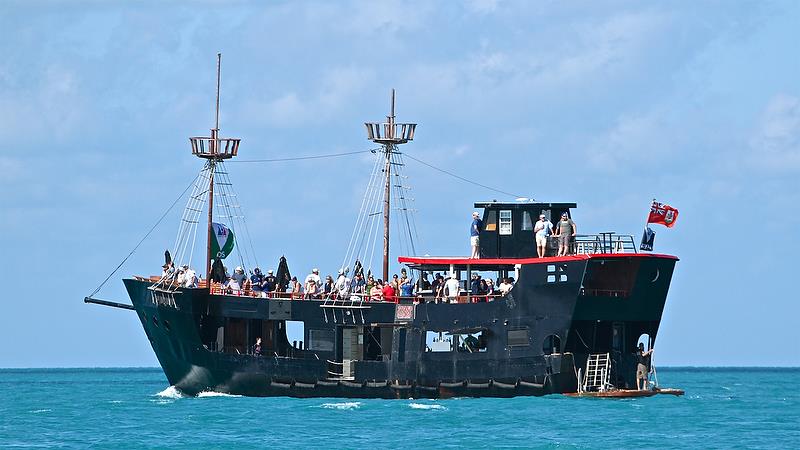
[189,53,241,291]
[365,90,416,281]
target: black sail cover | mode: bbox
[275,256,291,292]
[211,258,226,283]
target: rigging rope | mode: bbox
[86,174,199,299]
[229,149,375,163]
[403,152,530,200]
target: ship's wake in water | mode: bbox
[197,391,242,398]
[155,386,185,399]
[408,402,446,410]
[320,402,362,410]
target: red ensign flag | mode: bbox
[647,201,679,228]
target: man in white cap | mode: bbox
[533,213,554,258]
[335,268,350,299]
[305,268,321,296]
[445,273,460,303]
[232,266,247,286]
[470,212,483,258]
[264,269,277,293]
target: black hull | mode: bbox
[125,255,677,398]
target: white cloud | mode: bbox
[749,93,800,172]
[465,0,502,15]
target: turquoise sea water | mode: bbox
[1,368,798,449]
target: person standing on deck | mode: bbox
[445,274,460,303]
[263,270,277,293]
[534,214,554,258]
[382,280,397,303]
[553,213,577,256]
[335,269,351,299]
[470,212,483,258]
[636,343,654,390]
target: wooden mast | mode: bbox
[381,92,395,282]
[365,90,416,282]
[189,53,241,291]
[206,53,221,291]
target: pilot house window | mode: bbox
[485,210,497,232]
[499,210,512,235]
[521,211,533,231]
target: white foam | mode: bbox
[409,402,446,410]
[197,390,242,398]
[155,386,184,399]
[30,409,52,414]
[321,401,362,410]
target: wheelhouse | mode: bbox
[475,201,576,258]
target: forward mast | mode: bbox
[365,90,416,281]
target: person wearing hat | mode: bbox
[251,267,265,292]
[534,213,554,258]
[469,212,483,258]
[553,212,577,256]
[183,265,198,288]
[445,274,460,303]
[263,269,277,293]
[335,269,351,299]
[232,266,247,287]
[305,268,321,297]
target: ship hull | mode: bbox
[125,254,677,398]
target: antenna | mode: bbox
[365,89,417,281]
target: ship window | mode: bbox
[507,328,529,346]
[521,211,533,231]
[152,316,159,327]
[547,275,556,283]
[426,331,452,352]
[163,320,171,332]
[547,265,556,273]
[308,329,334,352]
[286,321,305,347]
[499,210,512,235]
[542,334,561,355]
[559,274,568,282]
[485,210,497,232]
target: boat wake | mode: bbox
[409,402,446,410]
[155,386,185,399]
[321,401,362,410]
[197,391,242,398]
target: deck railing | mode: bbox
[573,232,637,255]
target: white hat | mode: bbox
[472,211,479,217]
[268,269,274,274]
[313,268,319,273]
[235,266,243,273]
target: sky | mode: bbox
[1,0,798,368]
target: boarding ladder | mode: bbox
[582,353,611,392]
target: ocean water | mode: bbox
[1,368,798,449]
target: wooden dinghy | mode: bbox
[565,387,684,398]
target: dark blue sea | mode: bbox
[1,368,797,448]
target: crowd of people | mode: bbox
[181,260,517,304]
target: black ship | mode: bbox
[87,56,679,398]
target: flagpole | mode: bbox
[641,198,656,252]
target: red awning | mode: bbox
[397,253,678,270]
